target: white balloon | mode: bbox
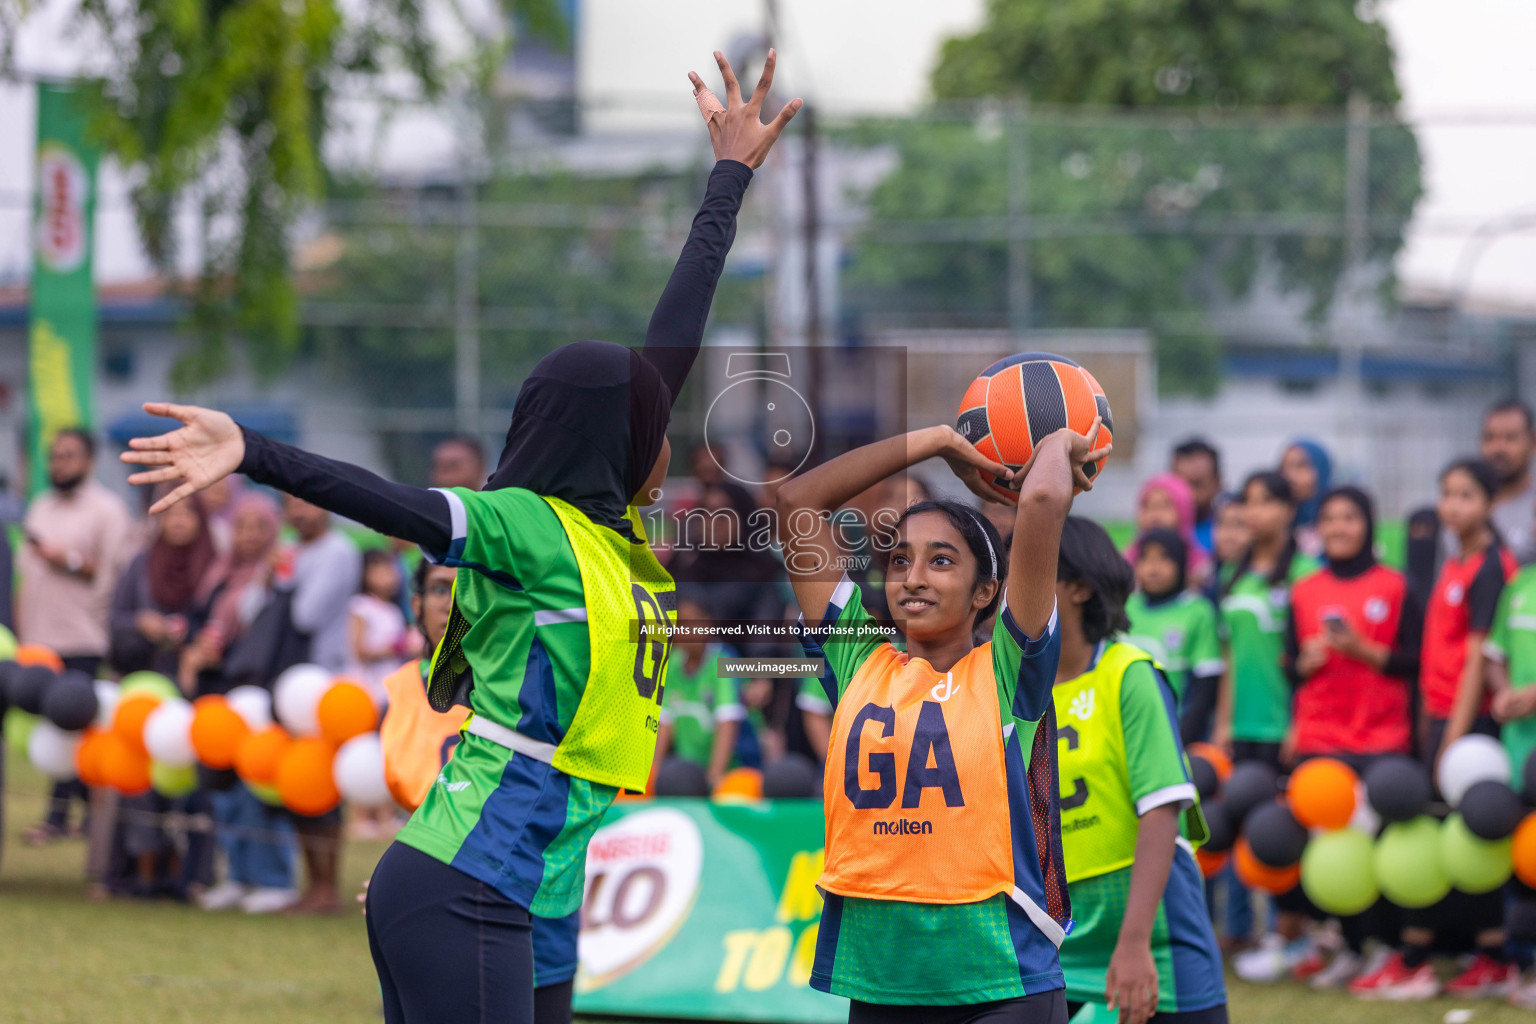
[1437,734,1511,808]
[226,685,274,731]
[143,699,196,767]
[92,679,121,731]
[273,664,331,737]
[333,733,392,807]
[28,720,81,780]
[1348,780,1381,837]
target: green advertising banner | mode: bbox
[29,82,99,496]
[572,799,846,1023]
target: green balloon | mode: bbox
[1440,813,1514,894]
[150,761,198,798]
[1375,816,1452,908]
[247,781,284,807]
[1302,827,1380,916]
[0,624,18,661]
[4,707,37,751]
[120,671,180,700]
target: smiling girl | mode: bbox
[778,419,1103,1023]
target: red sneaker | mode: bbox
[1348,952,1441,1001]
[1445,954,1520,999]
[1291,948,1330,982]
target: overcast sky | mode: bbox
[0,0,1531,308]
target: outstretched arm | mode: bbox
[1005,421,1106,639]
[122,403,452,553]
[776,425,1008,622]
[643,51,801,400]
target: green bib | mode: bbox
[1054,643,1207,883]
[426,496,674,792]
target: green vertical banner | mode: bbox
[28,82,99,496]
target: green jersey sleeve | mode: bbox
[432,486,566,589]
[798,576,889,707]
[1120,661,1197,816]
[992,599,1062,723]
[795,675,833,717]
[1487,584,1515,662]
[1186,598,1225,679]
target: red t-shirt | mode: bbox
[1291,564,1411,755]
[1420,544,1517,719]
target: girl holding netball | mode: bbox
[780,413,1104,1024]
[122,51,798,1024]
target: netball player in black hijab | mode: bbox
[123,52,800,1024]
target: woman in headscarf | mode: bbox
[121,51,798,1024]
[1281,439,1333,558]
[179,491,283,695]
[109,490,220,679]
[1126,472,1212,587]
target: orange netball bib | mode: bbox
[820,643,1014,904]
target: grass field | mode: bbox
[0,749,1525,1024]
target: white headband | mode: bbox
[964,508,998,580]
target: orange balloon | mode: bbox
[112,693,163,755]
[1186,742,1232,783]
[75,728,109,787]
[190,696,252,769]
[276,737,341,817]
[317,682,378,746]
[1513,814,1536,888]
[1196,846,1230,879]
[712,767,764,801]
[99,732,152,795]
[1286,757,1358,831]
[1233,838,1301,895]
[15,643,65,671]
[236,725,293,785]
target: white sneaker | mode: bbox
[240,887,300,914]
[1234,934,1313,983]
[1309,949,1365,990]
[197,880,249,911]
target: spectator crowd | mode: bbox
[9,400,1536,1007]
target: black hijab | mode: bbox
[1319,485,1376,579]
[1135,528,1188,602]
[485,341,672,535]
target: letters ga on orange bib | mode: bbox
[821,644,1014,904]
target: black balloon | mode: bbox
[1224,760,1279,825]
[1365,755,1433,823]
[654,757,710,797]
[1460,779,1525,841]
[1246,801,1309,868]
[1190,755,1219,801]
[41,670,98,732]
[8,665,56,715]
[0,660,18,704]
[1523,750,1536,806]
[762,754,820,799]
[1203,799,1236,853]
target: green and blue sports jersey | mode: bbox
[1057,654,1225,1013]
[1484,567,1536,791]
[1220,557,1317,742]
[1123,591,1223,703]
[659,643,745,766]
[801,577,1067,1005]
[399,486,647,917]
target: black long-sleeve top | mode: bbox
[237,160,753,550]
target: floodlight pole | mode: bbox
[1338,92,1369,478]
[455,166,481,438]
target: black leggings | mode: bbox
[366,842,571,1024]
[1066,1003,1228,1024]
[849,990,1067,1024]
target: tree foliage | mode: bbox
[846,0,1422,394]
[12,0,564,386]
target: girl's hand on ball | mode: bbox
[1051,417,1108,492]
[121,402,245,514]
[689,50,802,169]
[934,425,1014,505]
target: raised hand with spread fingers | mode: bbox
[689,49,801,169]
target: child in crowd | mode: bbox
[654,593,750,787]
[1130,473,1212,589]
[1486,535,1536,1008]
[1125,528,1224,744]
[346,549,418,706]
